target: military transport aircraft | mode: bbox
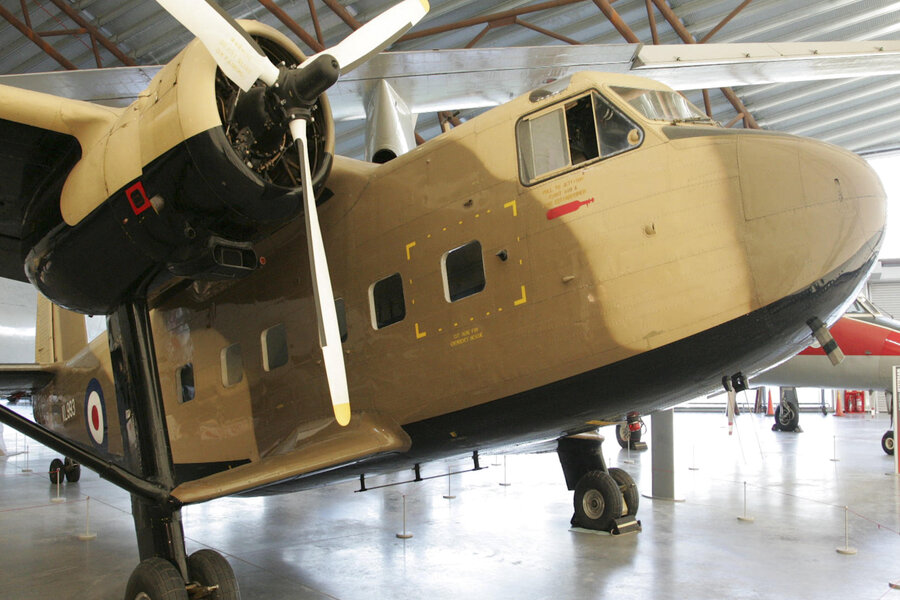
[0,0,890,598]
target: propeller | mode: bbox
[156,0,431,426]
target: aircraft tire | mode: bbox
[188,549,240,599]
[615,421,643,449]
[124,557,188,600]
[775,402,799,431]
[49,458,64,484]
[573,470,623,531]
[882,430,895,456]
[607,467,639,516]
[64,457,81,483]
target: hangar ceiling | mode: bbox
[0,0,898,158]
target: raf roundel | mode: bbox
[84,379,107,448]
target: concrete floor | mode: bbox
[2,406,900,600]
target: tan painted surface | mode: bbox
[25,71,886,501]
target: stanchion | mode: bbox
[78,496,97,541]
[21,442,32,473]
[835,506,857,555]
[688,445,699,471]
[396,494,413,539]
[51,468,65,503]
[491,455,501,467]
[499,456,511,486]
[737,481,754,522]
[830,435,839,462]
[443,474,456,500]
[623,434,635,465]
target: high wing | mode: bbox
[1,41,899,117]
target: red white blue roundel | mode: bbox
[84,379,107,449]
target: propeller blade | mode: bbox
[289,119,351,426]
[156,0,279,90]
[310,0,429,75]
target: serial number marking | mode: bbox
[62,398,76,423]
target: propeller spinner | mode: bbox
[156,0,431,426]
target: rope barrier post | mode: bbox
[737,481,754,522]
[893,366,900,476]
[396,494,413,539]
[835,506,857,555]
[21,441,32,473]
[51,468,65,503]
[830,435,839,462]
[443,474,456,500]
[78,496,98,541]
[499,456,511,487]
[688,445,699,471]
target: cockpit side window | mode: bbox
[516,91,642,185]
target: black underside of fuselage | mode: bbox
[237,232,880,497]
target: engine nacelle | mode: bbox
[24,22,334,315]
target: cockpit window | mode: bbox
[611,86,715,125]
[516,92,642,184]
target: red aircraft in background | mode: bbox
[755,296,900,453]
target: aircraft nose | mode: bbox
[736,133,886,311]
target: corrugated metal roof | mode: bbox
[0,0,899,157]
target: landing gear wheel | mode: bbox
[883,430,895,456]
[573,470,623,531]
[49,458,64,484]
[124,557,188,600]
[64,457,81,483]
[774,402,799,431]
[608,467,639,516]
[188,549,240,599]
[615,423,642,449]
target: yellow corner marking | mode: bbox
[415,323,427,339]
[458,220,463,225]
[514,285,527,306]
[475,213,481,218]
[406,241,416,261]
[504,200,518,217]
[438,328,444,333]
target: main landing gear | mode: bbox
[614,412,647,451]
[125,550,239,600]
[772,387,801,433]
[883,430,895,456]
[557,433,641,535]
[108,300,241,600]
[48,457,80,484]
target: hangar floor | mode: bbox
[1,407,899,600]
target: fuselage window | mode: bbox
[442,241,486,302]
[177,363,195,403]
[261,323,288,371]
[370,273,406,329]
[220,343,243,387]
[335,298,349,342]
[516,91,643,184]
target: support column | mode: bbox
[651,408,677,500]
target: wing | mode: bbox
[0,364,55,395]
[3,41,899,120]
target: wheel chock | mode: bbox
[631,441,648,451]
[610,516,642,536]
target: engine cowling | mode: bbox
[24,21,335,315]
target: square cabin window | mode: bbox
[370,273,405,329]
[261,323,288,371]
[443,241,486,302]
[220,343,243,387]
